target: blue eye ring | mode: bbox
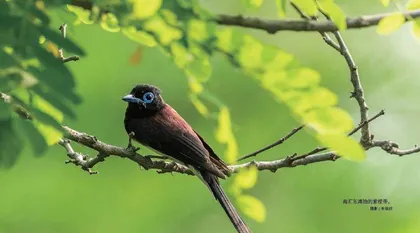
[142,92,155,104]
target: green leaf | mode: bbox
[236,35,264,69]
[215,28,244,53]
[189,94,209,117]
[131,0,163,19]
[188,19,209,42]
[215,107,238,164]
[275,0,287,17]
[412,19,420,40]
[288,68,320,88]
[317,133,365,161]
[170,42,192,68]
[100,13,120,33]
[36,26,86,55]
[319,1,347,30]
[237,195,266,223]
[303,107,354,134]
[122,26,157,47]
[291,0,318,16]
[407,0,420,10]
[15,119,48,156]
[31,85,77,119]
[241,0,264,9]
[28,67,82,104]
[143,16,183,45]
[234,166,258,190]
[0,101,11,120]
[262,46,294,71]
[66,5,95,24]
[185,56,212,82]
[0,118,23,168]
[15,1,50,24]
[380,0,390,7]
[377,13,405,35]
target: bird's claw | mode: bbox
[126,132,139,152]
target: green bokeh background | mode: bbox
[1,1,420,232]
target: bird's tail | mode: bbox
[202,172,252,233]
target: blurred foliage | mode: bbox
[1,0,420,229]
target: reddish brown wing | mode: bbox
[126,104,226,178]
[193,130,232,177]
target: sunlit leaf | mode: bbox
[236,35,264,69]
[288,68,320,88]
[234,166,258,190]
[39,35,46,44]
[185,56,212,82]
[144,16,183,45]
[170,42,192,68]
[317,133,365,161]
[215,107,238,163]
[377,13,405,35]
[100,13,120,33]
[303,107,353,134]
[215,28,244,53]
[237,195,266,222]
[122,26,157,47]
[16,119,48,156]
[263,47,294,71]
[129,46,143,66]
[380,0,390,7]
[407,0,420,10]
[66,5,94,24]
[131,0,162,19]
[291,0,318,16]
[189,94,209,117]
[188,19,208,41]
[241,0,264,9]
[275,0,287,17]
[319,1,347,30]
[412,19,420,40]
[188,76,204,94]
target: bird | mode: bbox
[122,84,251,233]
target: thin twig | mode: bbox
[290,2,341,52]
[215,9,420,33]
[237,125,304,161]
[292,110,385,161]
[57,23,79,63]
[316,5,371,145]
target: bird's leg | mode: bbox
[126,132,140,152]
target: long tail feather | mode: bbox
[202,172,252,233]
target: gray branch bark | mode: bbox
[215,10,420,33]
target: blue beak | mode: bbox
[122,94,142,104]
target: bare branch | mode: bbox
[215,10,420,33]
[58,23,79,63]
[290,2,341,52]
[237,125,304,161]
[316,7,371,145]
[370,141,420,156]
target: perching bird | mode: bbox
[123,84,251,233]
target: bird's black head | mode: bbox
[122,84,165,117]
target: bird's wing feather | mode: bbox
[193,130,232,177]
[127,105,226,178]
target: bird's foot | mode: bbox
[126,132,140,152]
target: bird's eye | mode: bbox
[142,92,155,104]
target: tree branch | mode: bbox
[215,9,420,33]
[237,125,304,161]
[315,6,371,145]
